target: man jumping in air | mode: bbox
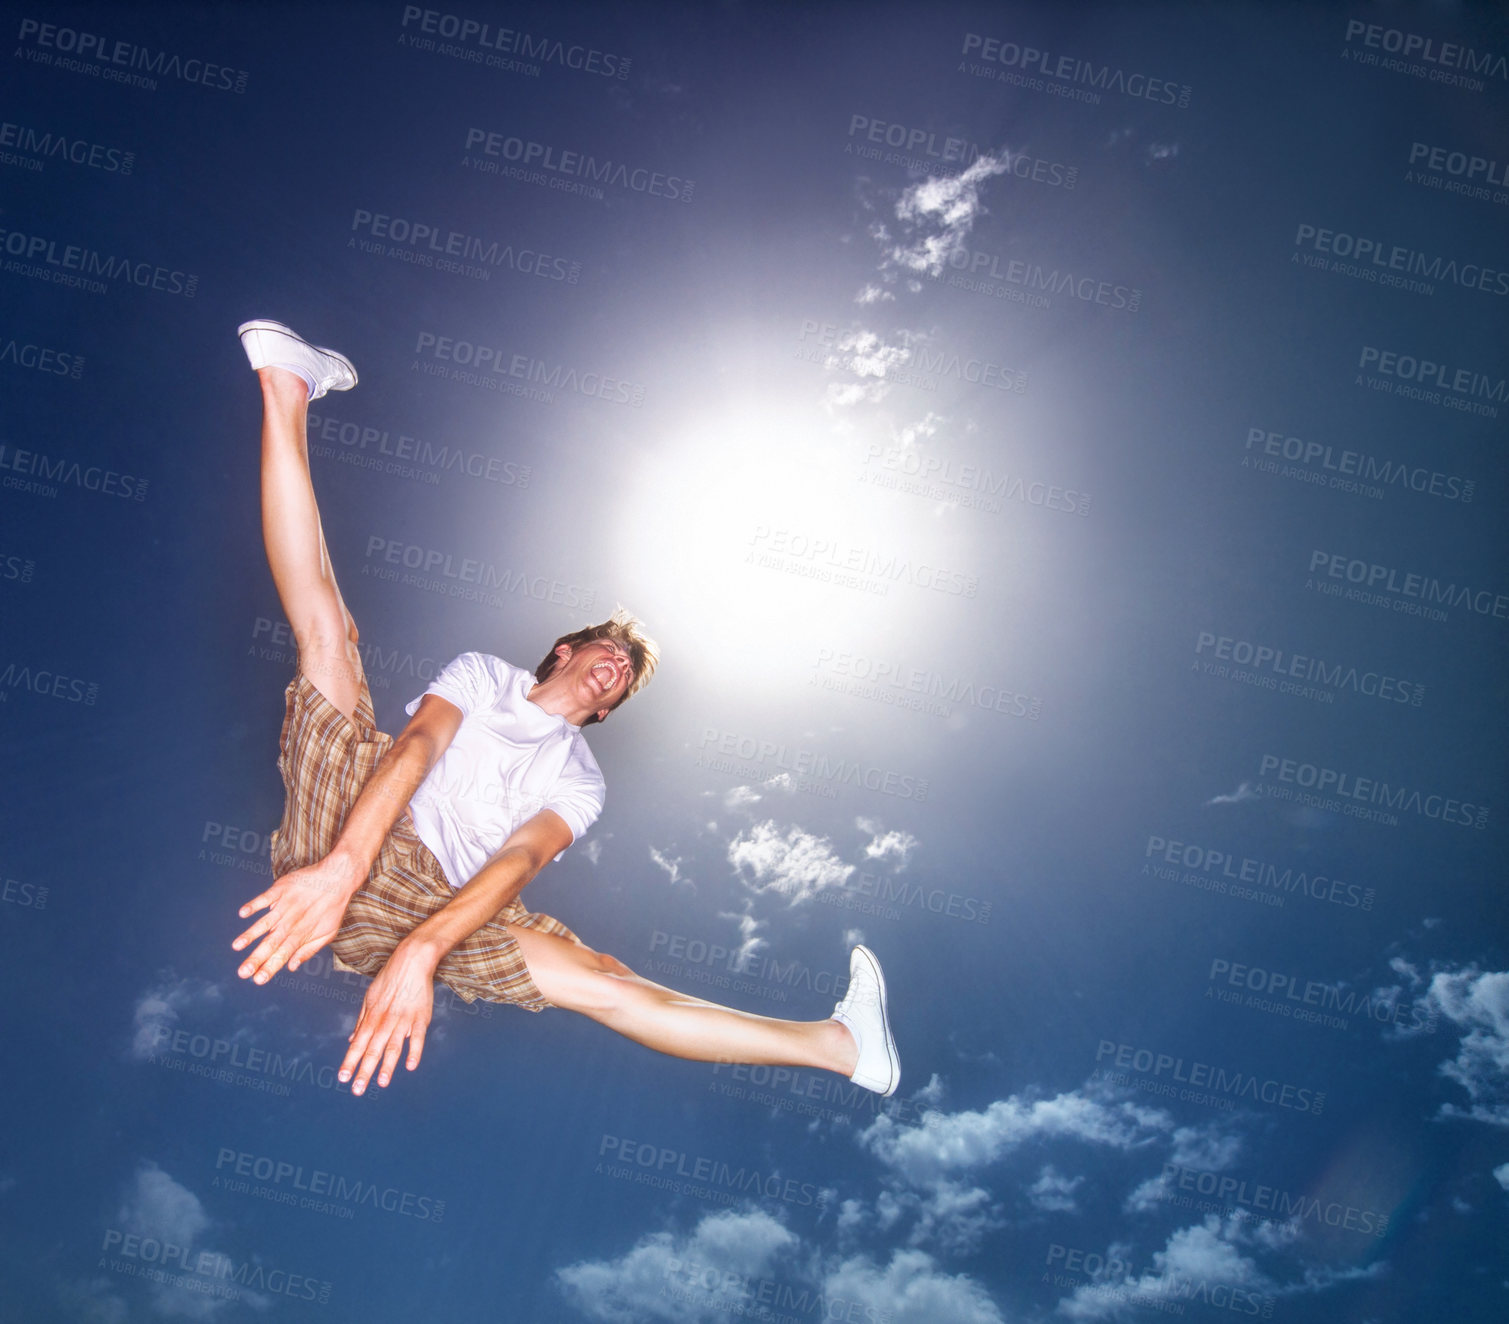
[231,320,901,1100]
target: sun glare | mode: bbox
[618,388,952,692]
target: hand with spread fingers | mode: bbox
[338,939,438,1095]
[233,853,365,985]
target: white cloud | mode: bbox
[555,1209,1005,1324]
[861,1089,1171,1187]
[119,1162,210,1248]
[824,378,891,409]
[857,816,918,867]
[555,1207,796,1322]
[1156,1215,1269,1284]
[130,976,222,1062]
[876,1188,905,1231]
[113,1163,256,1320]
[875,1181,1002,1256]
[1126,1123,1243,1214]
[918,1181,1001,1253]
[915,1074,947,1107]
[583,839,603,865]
[1123,1175,1169,1215]
[1493,1162,1509,1192]
[728,821,854,904]
[1274,1261,1388,1294]
[1055,1212,1386,1321]
[1420,965,1509,1125]
[1030,1165,1085,1213]
[1204,781,1258,807]
[716,903,767,966]
[860,1089,1171,1258]
[1056,1215,1272,1323]
[836,1198,868,1236]
[723,785,763,810]
[893,411,944,449]
[1389,956,1423,987]
[649,846,691,887]
[1169,1123,1243,1171]
[874,153,1011,280]
[824,1249,1005,1324]
[827,328,917,379]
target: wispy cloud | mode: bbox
[1054,1211,1385,1321]
[717,902,767,966]
[556,1205,1005,1324]
[823,1248,1005,1323]
[649,846,691,888]
[723,785,763,810]
[1204,782,1258,808]
[894,411,944,449]
[130,975,223,1062]
[1056,1214,1273,1322]
[855,1088,1173,1259]
[1126,1122,1244,1213]
[826,328,918,380]
[820,327,926,410]
[871,152,1011,282]
[914,1074,947,1107]
[112,1162,259,1319]
[1418,964,1509,1125]
[857,816,918,868]
[861,1089,1172,1187]
[727,820,854,904]
[555,1207,796,1322]
[1029,1165,1085,1213]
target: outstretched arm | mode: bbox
[338,809,574,1094]
[233,693,465,983]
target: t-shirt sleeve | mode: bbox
[543,740,606,848]
[405,651,500,720]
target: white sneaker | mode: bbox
[237,319,357,400]
[832,945,899,1096]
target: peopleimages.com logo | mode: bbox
[1255,753,1488,830]
[959,33,1193,107]
[14,17,250,93]
[1092,1039,1325,1115]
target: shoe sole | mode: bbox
[852,944,900,1097]
[236,319,358,386]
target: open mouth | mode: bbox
[589,660,619,693]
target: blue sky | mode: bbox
[2,2,1507,1321]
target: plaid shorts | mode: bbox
[267,670,582,1011]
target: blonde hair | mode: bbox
[535,607,659,725]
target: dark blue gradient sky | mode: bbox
[2,3,1507,1321]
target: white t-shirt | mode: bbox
[402,652,605,889]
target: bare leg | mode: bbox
[505,925,860,1075]
[258,366,366,720]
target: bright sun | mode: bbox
[616,384,969,695]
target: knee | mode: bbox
[560,947,636,1016]
[592,949,635,979]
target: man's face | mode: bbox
[555,638,636,721]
